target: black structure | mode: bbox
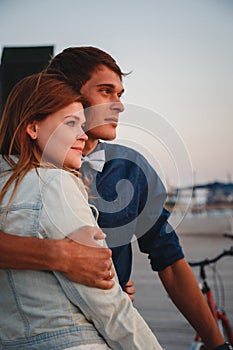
[0,46,54,116]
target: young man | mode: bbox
[0,47,230,350]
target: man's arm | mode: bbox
[158,258,225,350]
[0,228,114,289]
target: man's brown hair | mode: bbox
[46,46,127,94]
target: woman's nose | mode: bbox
[77,131,88,141]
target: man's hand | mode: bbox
[68,225,107,247]
[57,226,115,289]
[124,279,136,302]
[0,227,114,290]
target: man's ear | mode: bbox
[26,121,39,140]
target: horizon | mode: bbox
[1,0,232,185]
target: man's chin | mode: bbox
[87,130,117,141]
[100,134,117,141]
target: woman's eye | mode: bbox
[66,120,75,127]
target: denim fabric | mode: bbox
[0,158,162,350]
[64,345,111,350]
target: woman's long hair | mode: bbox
[0,73,82,205]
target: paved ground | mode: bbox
[131,233,233,350]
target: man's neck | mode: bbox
[83,138,99,156]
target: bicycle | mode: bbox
[188,234,233,350]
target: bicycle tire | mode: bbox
[189,341,207,350]
[218,317,233,345]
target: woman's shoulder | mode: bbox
[38,168,87,197]
[38,168,81,182]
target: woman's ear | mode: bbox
[26,121,39,140]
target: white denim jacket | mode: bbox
[0,158,162,350]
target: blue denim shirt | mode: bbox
[0,158,162,350]
[80,142,184,288]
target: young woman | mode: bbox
[0,73,163,350]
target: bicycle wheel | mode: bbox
[218,317,233,345]
[189,341,207,350]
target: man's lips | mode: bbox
[104,117,119,125]
[71,146,83,153]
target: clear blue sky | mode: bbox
[1,0,233,186]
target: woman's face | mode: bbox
[27,102,87,169]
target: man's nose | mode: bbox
[111,100,125,113]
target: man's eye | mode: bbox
[101,89,111,94]
[66,120,75,127]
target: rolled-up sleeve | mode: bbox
[138,208,184,271]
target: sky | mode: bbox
[0,0,233,187]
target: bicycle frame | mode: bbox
[193,279,218,343]
[217,311,233,344]
[188,247,233,349]
[193,281,233,344]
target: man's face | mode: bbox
[80,65,125,141]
